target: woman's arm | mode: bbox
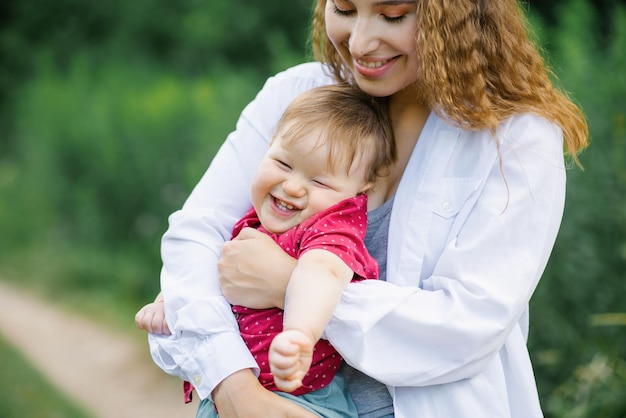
[147,63,334,399]
[325,115,567,386]
[212,370,318,418]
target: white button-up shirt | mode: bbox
[149,62,565,418]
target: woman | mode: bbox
[148,0,588,417]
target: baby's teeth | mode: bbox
[277,199,294,210]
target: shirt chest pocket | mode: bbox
[433,177,482,219]
[420,176,483,278]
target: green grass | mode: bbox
[0,334,91,418]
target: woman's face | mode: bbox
[325,0,420,98]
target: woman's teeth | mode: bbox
[357,58,391,68]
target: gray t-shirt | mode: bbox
[341,196,395,418]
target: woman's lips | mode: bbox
[354,56,397,77]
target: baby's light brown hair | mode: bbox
[274,85,396,185]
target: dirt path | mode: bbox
[0,281,197,418]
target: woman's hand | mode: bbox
[218,227,296,309]
[212,369,317,418]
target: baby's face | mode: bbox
[250,131,370,234]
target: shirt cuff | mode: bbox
[149,330,259,400]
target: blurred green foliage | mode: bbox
[527,1,626,416]
[0,0,625,416]
[0,54,264,311]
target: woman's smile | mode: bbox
[326,0,420,97]
[354,56,399,78]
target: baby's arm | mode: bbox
[269,249,353,392]
[135,292,171,335]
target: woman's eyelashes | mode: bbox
[331,2,407,24]
[382,14,407,23]
[332,4,354,17]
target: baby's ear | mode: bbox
[359,182,374,194]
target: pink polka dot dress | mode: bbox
[231,194,378,395]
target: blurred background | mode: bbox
[0,0,624,416]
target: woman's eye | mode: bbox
[332,1,354,16]
[333,7,354,17]
[382,14,407,23]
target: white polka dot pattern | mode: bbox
[231,194,378,395]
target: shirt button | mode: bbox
[192,375,202,386]
[441,201,452,213]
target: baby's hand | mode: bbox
[134,300,171,335]
[268,329,314,392]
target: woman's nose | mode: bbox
[348,17,381,57]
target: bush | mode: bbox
[528,1,626,416]
[0,52,263,305]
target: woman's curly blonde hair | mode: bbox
[311,0,588,165]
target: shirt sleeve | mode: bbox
[148,63,334,399]
[325,115,567,387]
